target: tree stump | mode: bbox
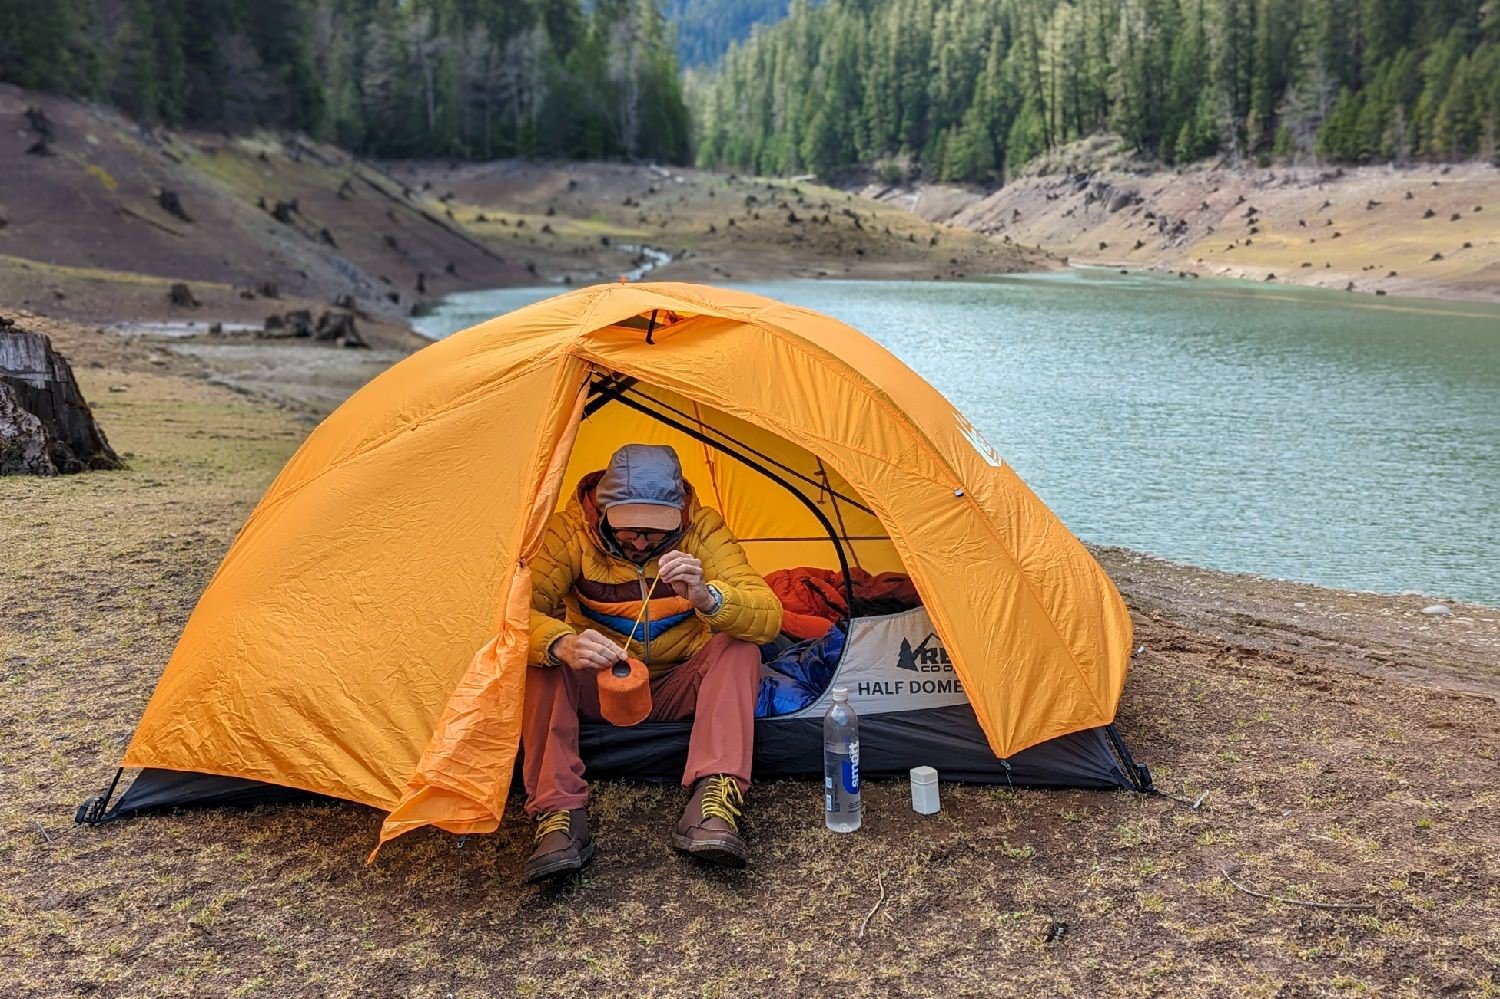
[158,189,192,223]
[314,311,366,348]
[283,309,313,338]
[0,323,122,475]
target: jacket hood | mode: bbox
[575,469,696,559]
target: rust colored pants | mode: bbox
[521,633,761,815]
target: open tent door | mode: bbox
[566,371,1151,792]
[573,373,900,580]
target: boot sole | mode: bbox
[671,832,748,868]
[522,840,595,885]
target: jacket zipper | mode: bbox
[636,563,651,663]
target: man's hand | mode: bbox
[551,629,627,671]
[657,549,716,613]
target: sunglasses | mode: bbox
[611,527,673,546]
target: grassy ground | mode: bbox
[2,321,1498,998]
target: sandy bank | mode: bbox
[864,162,1500,304]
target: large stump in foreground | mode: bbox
[0,322,122,475]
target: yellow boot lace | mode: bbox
[700,775,744,831]
[534,809,572,843]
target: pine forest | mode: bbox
[692,0,1500,181]
[0,0,691,163]
[2,0,1498,181]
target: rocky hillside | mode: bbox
[1,83,1049,350]
[865,158,1500,302]
[0,84,542,348]
[393,159,1050,287]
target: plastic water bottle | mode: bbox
[824,686,861,832]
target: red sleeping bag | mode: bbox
[764,567,923,640]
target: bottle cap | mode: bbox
[831,685,849,701]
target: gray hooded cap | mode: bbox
[595,444,686,516]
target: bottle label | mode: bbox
[842,741,860,795]
[824,742,861,816]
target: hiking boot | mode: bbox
[522,808,593,884]
[672,774,748,868]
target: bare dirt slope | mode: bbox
[2,83,1049,357]
[866,155,1499,303]
[0,84,526,348]
[2,319,1496,998]
[393,159,1052,286]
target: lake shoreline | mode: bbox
[20,309,1499,644]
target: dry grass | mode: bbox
[2,322,1497,997]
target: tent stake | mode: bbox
[75,767,124,826]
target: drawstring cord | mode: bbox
[621,577,657,660]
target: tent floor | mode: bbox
[83,707,1149,823]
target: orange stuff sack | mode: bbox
[598,657,651,726]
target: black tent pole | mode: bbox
[601,390,859,623]
[75,766,124,825]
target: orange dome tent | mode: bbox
[79,282,1147,852]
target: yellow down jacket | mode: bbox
[528,471,783,673]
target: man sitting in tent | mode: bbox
[521,443,783,883]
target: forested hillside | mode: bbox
[0,0,689,163]
[663,0,789,67]
[693,0,1500,182]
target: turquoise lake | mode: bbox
[415,272,1500,607]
